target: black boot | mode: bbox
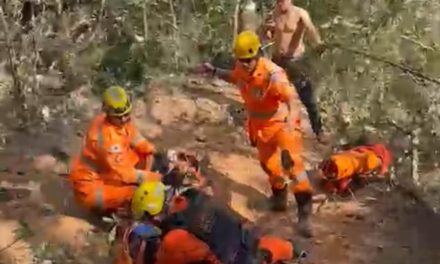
[270,186,288,211]
[294,192,313,238]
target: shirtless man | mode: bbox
[263,0,327,142]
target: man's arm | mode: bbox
[298,8,323,47]
[129,124,156,155]
[212,67,233,82]
[259,11,276,41]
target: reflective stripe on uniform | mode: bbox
[130,133,145,148]
[135,170,144,184]
[97,125,104,148]
[95,186,104,210]
[79,124,105,172]
[296,171,309,183]
[283,171,309,187]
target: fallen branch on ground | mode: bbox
[0,237,21,254]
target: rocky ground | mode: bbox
[0,77,439,264]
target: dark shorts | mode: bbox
[272,55,312,82]
[273,55,323,135]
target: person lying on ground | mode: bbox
[69,86,161,215]
[194,30,314,238]
[318,143,392,195]
[112,181,308,264]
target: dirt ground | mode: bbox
[0,78,439,264]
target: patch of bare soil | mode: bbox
[0,78,439,263]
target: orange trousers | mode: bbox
[71,156,156,212]
[256,127,312,194]
[71,176,136,212]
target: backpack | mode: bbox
[160,189,260,264]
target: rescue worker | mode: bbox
[194,30,314,237]
[319,144,392,195]
[69,86,161,214]
[262,0,327,142]
[113,181,308,264]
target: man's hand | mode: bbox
[264,12,276,29]
[262,15,275,41]
[313,42,328,56]
[316,130,330,145]
[192,62,215,75]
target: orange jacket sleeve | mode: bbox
[155,229,221,264]
[86,133,160,185]
[102,151,161,184]
[128,122,156,155]
[229,62,241,84]
[268,70,296,103]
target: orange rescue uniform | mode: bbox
[114,195,297,264]
[154,232,294,264]
[69,113,161,212]
[229,57,311,193]
[319,144,392,193]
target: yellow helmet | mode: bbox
[131,181,166,220]
[102,86,132,116]
[233,30,261,59]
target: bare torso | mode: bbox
[273,5,306,59]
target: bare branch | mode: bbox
[143,0,149,44]
[30,2,39,95]
[168,0,179,69]
[400,35,437,52]
[0,6,21,96]
[331,42,440,85]
[233,0,241,45]
[149,12,198,43]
